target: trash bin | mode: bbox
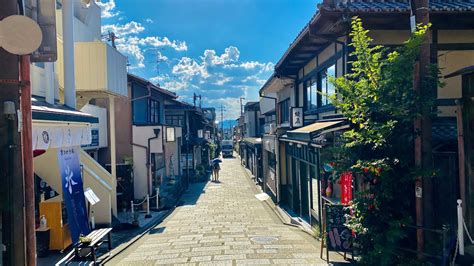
[36,227,50,258]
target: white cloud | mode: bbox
[202,46,240,66]
[137,36,188,51]
[164,46,273,118]
[172,57,209,79]
[116,42,145,67]
[97,0,119,18]
[102,21,187,68]
[102,21,145,36]
[145,18,154,24]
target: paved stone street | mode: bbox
[107,157,332,265]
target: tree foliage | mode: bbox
[329,17,438,265]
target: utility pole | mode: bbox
[0,1,26,265]
[411,0,432,255]
[219,104,226,139]
[240,97,245,116]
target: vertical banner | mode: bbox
[340,171,353,205]
[58,147,90,243]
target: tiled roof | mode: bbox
[275,0,474,74]
[328,0,474,12]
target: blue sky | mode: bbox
[98,0,318,119]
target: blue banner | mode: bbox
[58,147,90,243]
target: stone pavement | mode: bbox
[107,157,340,265]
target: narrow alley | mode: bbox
[107,157,331,265]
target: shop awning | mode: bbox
[286,119,349,142]
[242,137,262,148]
[32,97,98,123]
[32,98,98,150]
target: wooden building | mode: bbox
[260,0,474,237]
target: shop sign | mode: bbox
[58,147,90,243]
[291,107,303,128]
[340,171,353,205]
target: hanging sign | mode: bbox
[291,107,303,128]
[340,171,353,205]
[58,147,90,243]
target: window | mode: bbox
[149,99,160,123]
[166,115,184,126]
[268,151,276,170]
[279,99,290,124]
[306,78,317,110]
[320,64,336,106]
[265,113,276,124]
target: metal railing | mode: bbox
[130,188,159,219]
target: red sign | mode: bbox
[340,171,353,205]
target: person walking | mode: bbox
[211,157,222,182]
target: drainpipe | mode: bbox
[456,100,466,216]
[62,0,76,109]
[109,95,117,216]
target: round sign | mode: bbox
[0,15,42,55]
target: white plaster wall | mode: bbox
[80,104,108,148]
[132,125,164,199]
[260,93,276,115]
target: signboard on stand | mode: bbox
[324,204,352,252]
[58,147,90,243]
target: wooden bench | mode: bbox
[72,228,112,264]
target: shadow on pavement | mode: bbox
[149,227,166,235]
[176,180,208,206]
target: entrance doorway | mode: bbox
[299,162,310,222]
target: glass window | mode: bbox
[306,78,318,111]
[320,64,336,106]
[166,115,184,126]
[149,99,160,123]
[279,99,290,123]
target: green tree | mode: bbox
[329,17,439,265]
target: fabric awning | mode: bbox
[286,119,349,142]
[32,98,98,150]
